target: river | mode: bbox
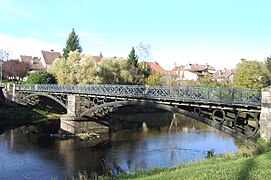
[0,112,239,179]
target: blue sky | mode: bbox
[0,0,271,70]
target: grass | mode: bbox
[117,140,271,180]
[70,140,271,179]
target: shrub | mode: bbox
[26,71,57,84]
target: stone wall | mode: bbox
[60,94,109,134]
[60,116,109,134]
[260,88,271,141]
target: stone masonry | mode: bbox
[260,88,271,141]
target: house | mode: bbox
[20,55,44,72]
[213,69,235,83]
[173,63,216,81]
[146,61,166,74]
[20,49,61,73]
[172,65,184,78]
[40,50,61,69]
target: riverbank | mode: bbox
[0,105,61,133]
[117,140,271,179]
[0,86,63,132]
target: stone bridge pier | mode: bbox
[60,94,109,134]
[260,88,271,141]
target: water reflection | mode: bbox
[0,112,238,179]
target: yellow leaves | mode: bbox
[50,52,135,85]
[50,51,97,84]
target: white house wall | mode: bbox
[181,71,198,81]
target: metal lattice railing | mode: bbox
[14,84,262,106]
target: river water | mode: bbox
[0,112,238,179]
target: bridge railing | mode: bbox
[15,84,261,106]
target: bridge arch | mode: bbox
[80,100,258,146]
[80,100,195,118]
[20,93,67,110]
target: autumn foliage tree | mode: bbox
[50,51,98,84]
[50,51,136,85]
[2,60,30,81]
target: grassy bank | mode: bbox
[116,141,271,180]
[0,105,62,133]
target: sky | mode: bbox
[0,0,271,70]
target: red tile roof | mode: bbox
[185,64,216,72]
[20,55,32,64]
[20,55,44,71]
[41,50,61,65]
[146,62,166,74]
[213,69,235,79]
[93,56,102,62]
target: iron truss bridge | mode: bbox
[15,84,261,144]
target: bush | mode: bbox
[26,71,57,84]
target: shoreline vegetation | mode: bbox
[81,140,271,180]
[0,88,61,133]
[0,86,64,133]
[0,105,61,133]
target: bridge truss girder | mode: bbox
[16,91,68,109]
[16,91,260,145]
[76,95,260,144]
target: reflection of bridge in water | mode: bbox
[4,84,271,145]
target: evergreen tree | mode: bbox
[63,28,82,59]
[265,57,271,75]
[127,47,138,67]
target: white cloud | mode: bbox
[0,34,62,59]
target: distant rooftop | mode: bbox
[41,50,61,65]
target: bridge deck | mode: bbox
[15,84,261,109]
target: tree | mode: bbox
[234,60,269,88]
[264,57,271,77]
[0,48,10,61]
[195,74,223,88]
[2,60,30,81]
[136,42,151,61]
[137,61,151,84]
[98,57,133,84]
[50,51,149,85]
[63,28,82,59]
[50,51,98,84]
[262,57,271,85]
[146,73,163,86]
[26,71,57,84]
[127,47,138,67]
